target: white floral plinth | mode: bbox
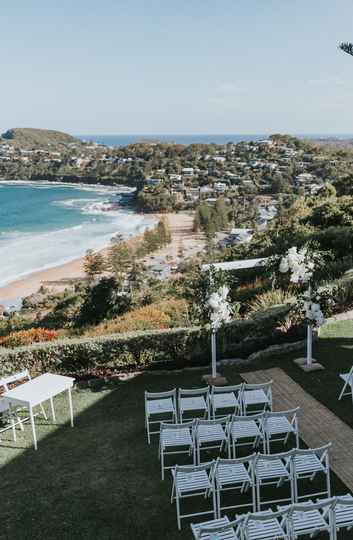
[208,286,232,379]
[279,246,326,372]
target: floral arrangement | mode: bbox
[279,246,315,284]
[208,286,232,331]
[302,299,325,327]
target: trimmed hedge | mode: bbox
[0,304,297,377]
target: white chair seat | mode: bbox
[213,394,239,409]
[290,508,329,535]
[180,396,207,412]
[231,420,262,440]
[245,513,285,540]
[335,494,353,527]
[264,416,294,436]
[147,397,175,415]
[256,458,290,481]
[161,427,193,448]
[172,468,212,493]
[191,517,237,540]
[294,454,325,475]
[197,424,227,444]
[243,390,270,406]
[216,462,252,487]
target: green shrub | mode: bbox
[0,305,295,377]
[246,289,297,314]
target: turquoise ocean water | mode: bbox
[0,181,154,290]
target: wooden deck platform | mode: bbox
[242,367,353,492]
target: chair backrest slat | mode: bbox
[179,387,209,397]
[0,369,30,391]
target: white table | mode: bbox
[3,373,75,450]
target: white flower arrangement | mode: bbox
[279,246,315,284]
[303,300,325,327]
[208,285,232,331]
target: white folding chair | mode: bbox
[0,369,48,442]
[292,444,331,502]
[228,413,265,458]
[0,390,17,442]
[209,384,242,420]
[171,461,216,530]
[191,515,244,540]
[331,494,353,539]
[280,499,333,539]
[214,454,257,517]
[241,508,289,540]
[178,387,210,423]
[262,408,300,454]
[159,421,195,480]
[194,416,229,464]
[338,366,353,402]
[241,381,273,416]
[144,389,177,444]
[254,450,295,511]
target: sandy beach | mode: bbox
[0,212,204,306]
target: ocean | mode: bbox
[78,134,267,146]
[0,181,154,290]
[77,133,353,147]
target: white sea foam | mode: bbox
[0,211,155,288]
[0,180,155,289]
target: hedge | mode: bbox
[0,304,297,377]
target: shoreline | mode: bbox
[0,212,203,308]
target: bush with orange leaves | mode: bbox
[85,299,190,336]
[0,328,58,349]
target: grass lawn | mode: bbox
[2,318,353,539]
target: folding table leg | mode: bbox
[50,397,56,422]
[29,406,38,450]
[68,387,74,427]
[39,403,48,421]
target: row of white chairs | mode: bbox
[0,369,47,441]
[190,494,353,540]
[171,446,331,529]
[145,382,273,443]
[159,409,300,478]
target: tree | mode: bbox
[108,240,133,278]
[339,42,353,56]
[76,277,130,326]
[83,250,106,281]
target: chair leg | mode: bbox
[161,448,164,480]
[212,487,217,520]
[176,493,181,530]
[146,417,151,445]
[11,418,17,442]
[216,486,221,518]
[17,415,24,431]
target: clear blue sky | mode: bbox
[1,0,353,134]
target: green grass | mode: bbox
[2,319,353,539]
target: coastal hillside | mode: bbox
[1,127,80,147]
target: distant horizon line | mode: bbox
[74,132,353,136]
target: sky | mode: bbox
[1,1,353,135]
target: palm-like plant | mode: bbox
[339,42,353,56]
